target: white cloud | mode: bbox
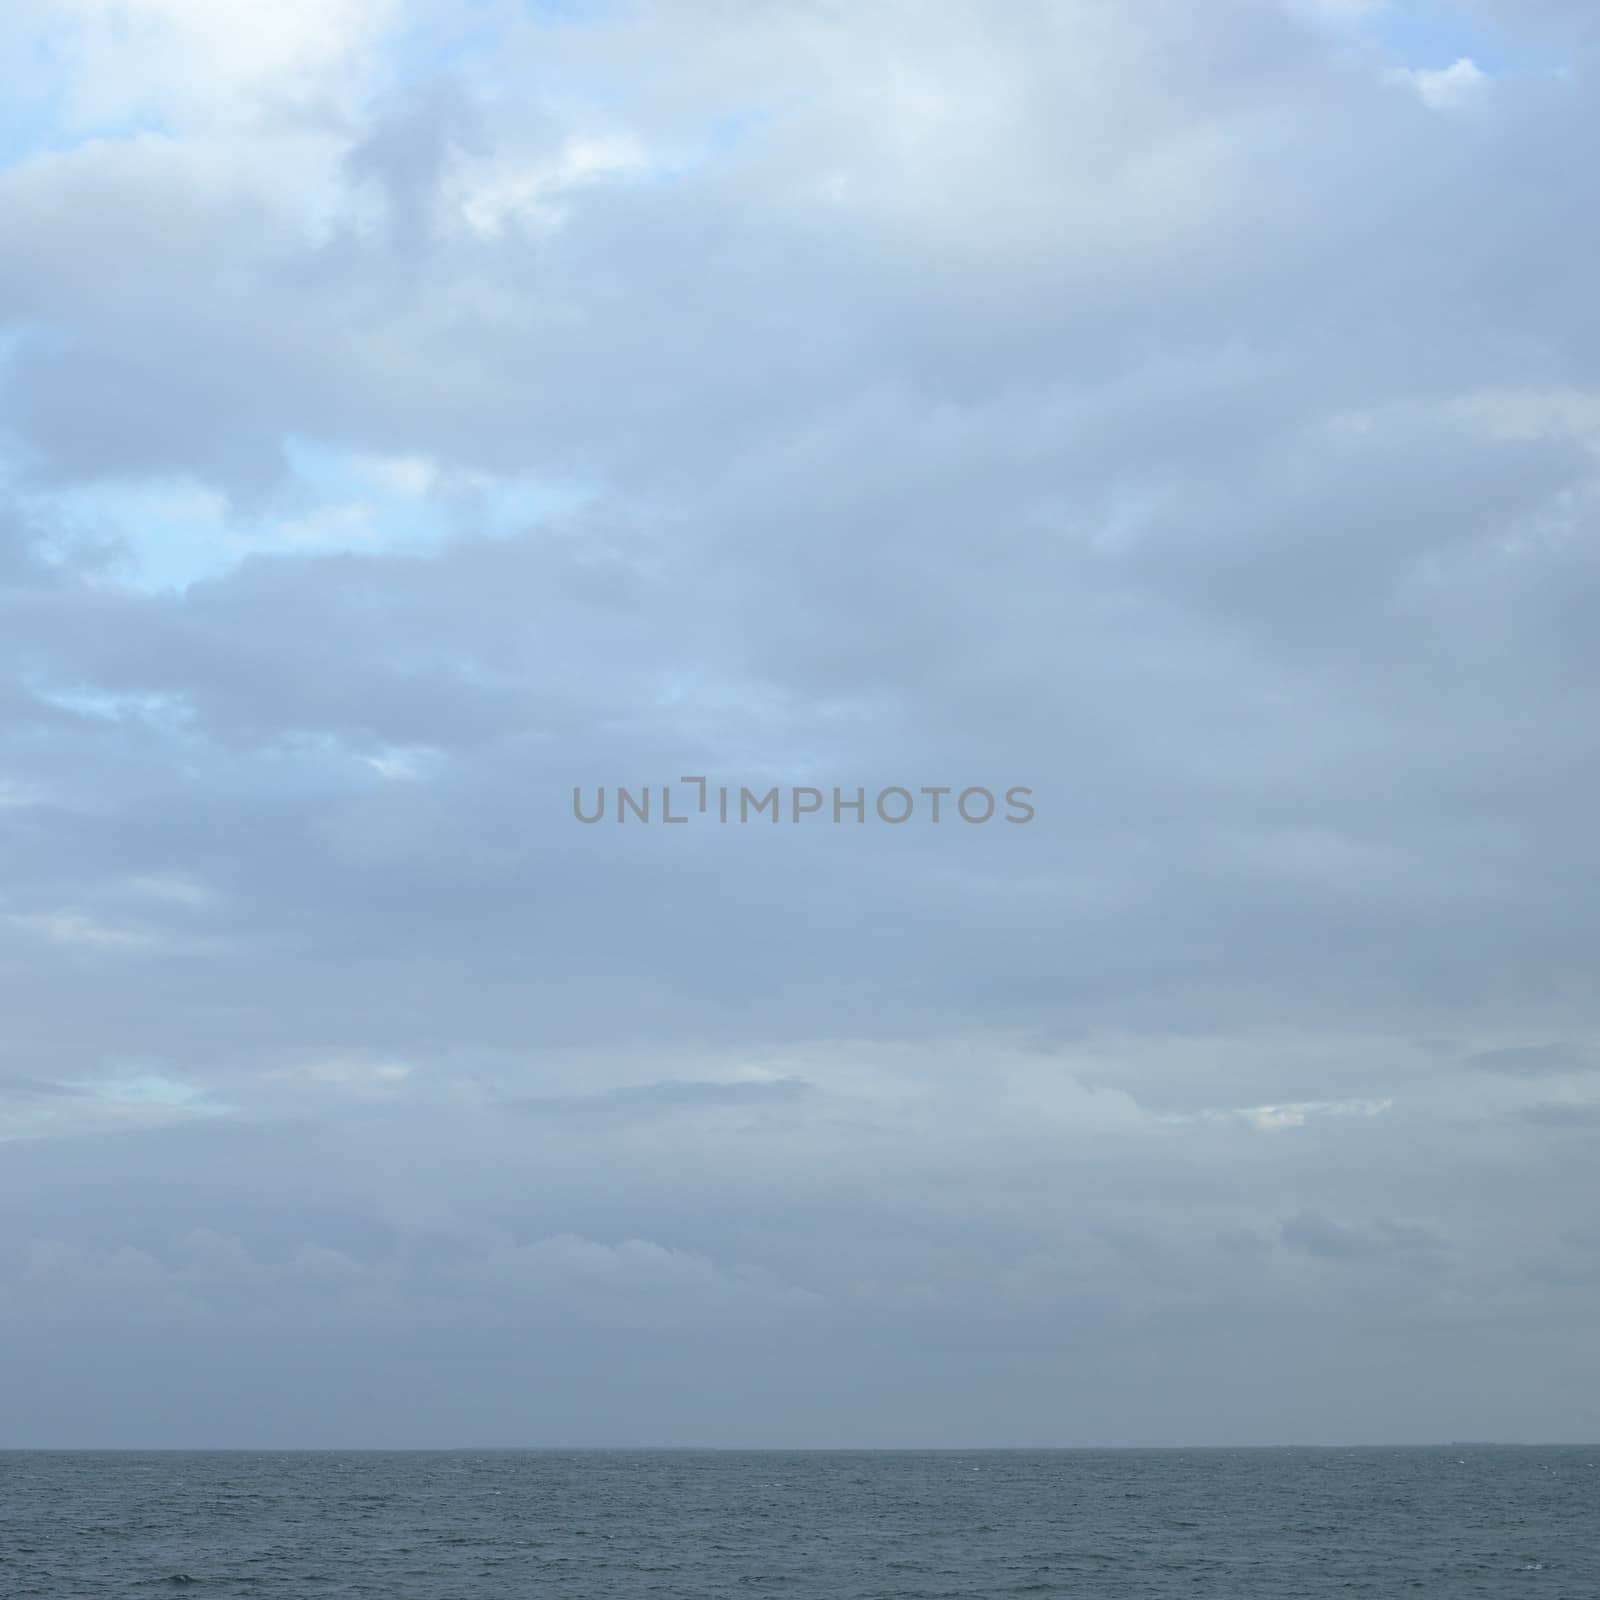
[120,872,213,906]
[37,0,397,132]
[268,1053,415,1096]
[461,133,654,235]
[6,909,161,950]
[1398,56,1490,112]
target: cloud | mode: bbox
[512,1076,814,1123]
[33,0,396,133]
[0,1074,82,1098]
[1280,1211,1448,1264]
[1518,1100,1600,1127]
[1,0,1599,1446]
[1396,57,1489,112]
[1467,1044,1595,1076]
[1164,1097,1393,1131]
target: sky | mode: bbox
[1,0,1599,1448]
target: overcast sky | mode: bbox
[2,0,1598,1448]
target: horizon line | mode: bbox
[5,1441,1596,1454]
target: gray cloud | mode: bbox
[511,1077,814,1123]
[1,0,1598,1446]
[1518,1100,1600,1127]
[1468,1044,1595,1076]
[1279,1212,1449,1266]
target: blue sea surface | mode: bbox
[1,1446,1596,1597]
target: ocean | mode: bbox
[1,1446,1595,1597]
